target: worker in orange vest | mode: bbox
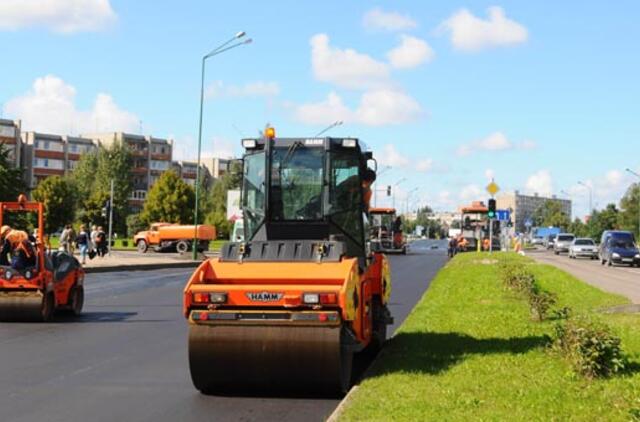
[0,225,11,266]
[482,237,490,251]
[4,229,35,270]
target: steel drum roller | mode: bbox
[0,291,46,321]
[188,323,352,394]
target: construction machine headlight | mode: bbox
[3,269,13,280]
[303,293,320,304]
[242,139,257,149]
[209,292,227,304]
[23,269,33,280]
[342,139,357,148]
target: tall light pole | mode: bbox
[405,187,418,215]
[314,121,343,137]
[626,168,640,240]
[560,189,573,220]
[577,181,593,218]
[193,32,252,260]
[392,177,406,209]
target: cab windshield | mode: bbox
[270,146,324,221]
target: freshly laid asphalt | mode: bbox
[0,239,447,422]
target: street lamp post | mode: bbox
[193,32,252,260]
[392,177,406,209]
[314,121,343,137]
[577,181,593,217]
[405,187,418,215]
[560,189,573,220]
[626,168,640,240]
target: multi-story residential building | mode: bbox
[82,132,173,211]
[0,119,22,167]
[21,132,98,188]
[172,161,199,187]
[204,157,233,179]
[497,191,571,233]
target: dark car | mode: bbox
[599,230,640,267]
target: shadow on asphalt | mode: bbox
[359,332,550,377]
[54,311,139,323]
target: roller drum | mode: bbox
[188,323,352,394]
[0,291,48,321]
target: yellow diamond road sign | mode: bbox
[486,181,499,196]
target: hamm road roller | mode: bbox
[0,195,84,321]
[184,128,393,394]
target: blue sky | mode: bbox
[1,0,639,216]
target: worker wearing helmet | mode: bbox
[0,225,11,266]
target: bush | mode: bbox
[499,261,535,293]
[528,287,557,321]
[553,317,627,378]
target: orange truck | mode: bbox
[134,223,216,254]
[183,130,393,394]
[0,195,85,321]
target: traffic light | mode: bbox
[101,200,111,218]
[487,198,496,219]
[387,185,391,196]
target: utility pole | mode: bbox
[108,179,114,257]
[578,181,593,215]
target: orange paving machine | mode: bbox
[183,130,393,394]
[369,207,407,254]
[0,195,85,321]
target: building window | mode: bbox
[0,126,16,137]
[151,160,169,170]
[33,157,64,169]
[129,190,147,200]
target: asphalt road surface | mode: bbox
[530,249,640,303]
[0,239,447,422]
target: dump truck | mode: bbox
[134,223,216,254]
[369,207,407,254]
[183,129,393,394]
[0,195,85,321]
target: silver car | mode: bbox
[568,238,598,259]
[553,233,576,255]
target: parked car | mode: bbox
[568,238,598,259]
[553,233,575,255]
[599,230,640,267]
[531,236,544,246]
[544,234,556,250]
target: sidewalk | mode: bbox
[76,250,218,273]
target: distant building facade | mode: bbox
[497,191,572,233]
[205,157,233,179]
[0,119,21,167]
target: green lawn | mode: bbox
[339,253,640,421]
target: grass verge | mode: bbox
[338,252,640,421]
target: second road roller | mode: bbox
[183,128,393,394]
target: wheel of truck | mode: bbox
[402,246,407,255]
[137,239,148,253]
[365,298,388,356]
[176,240,190,254]
[40,292,54,322]
[68,285,84,316]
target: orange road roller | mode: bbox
[0,195,84,321]
[184,130,393,394]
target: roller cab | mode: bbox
[183,131,393,394]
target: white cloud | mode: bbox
[363,7,417,32]
[485,168,495,181]
[459,184,484,202]
[415,158,434,173]
[377,144,410,168]
[440,6,528,51]
[295,89,423,126]
[205,80,280,99]
[0,0,116,33]
[3,75,138,134]
[456,132,535,156]
[387,35,434,69]
[525,169,553,197]
[310,33,391,90]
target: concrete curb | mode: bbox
[84,261,201,274]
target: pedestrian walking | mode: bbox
[448,236,457,258]
[68,225,77,255]
[59,225,71,254]
[90,225,98,256]
[95,226,107,257]
[76,225,91,264]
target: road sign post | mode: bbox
[486,180,500,254]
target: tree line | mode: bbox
[0,141,240,239]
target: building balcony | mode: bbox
[132,167,148,175]
[35,150,65,160]
[0,136,17,144]
[33,168,65,176]
[151,153,171,161]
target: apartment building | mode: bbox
[0,119,21,167]
[21,132,97,188]
[497,191,571,233]
[204,157,233,179]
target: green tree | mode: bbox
[0,142,25,201]
[73,143,133,234]
[586,203,619,241]
[205,162,242,239]
[32,176,76,234]
[140,170,195,225]
[126,213,147,237]
[568,218,588,237]
[618,182,640,239]
[533,200,571,230]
